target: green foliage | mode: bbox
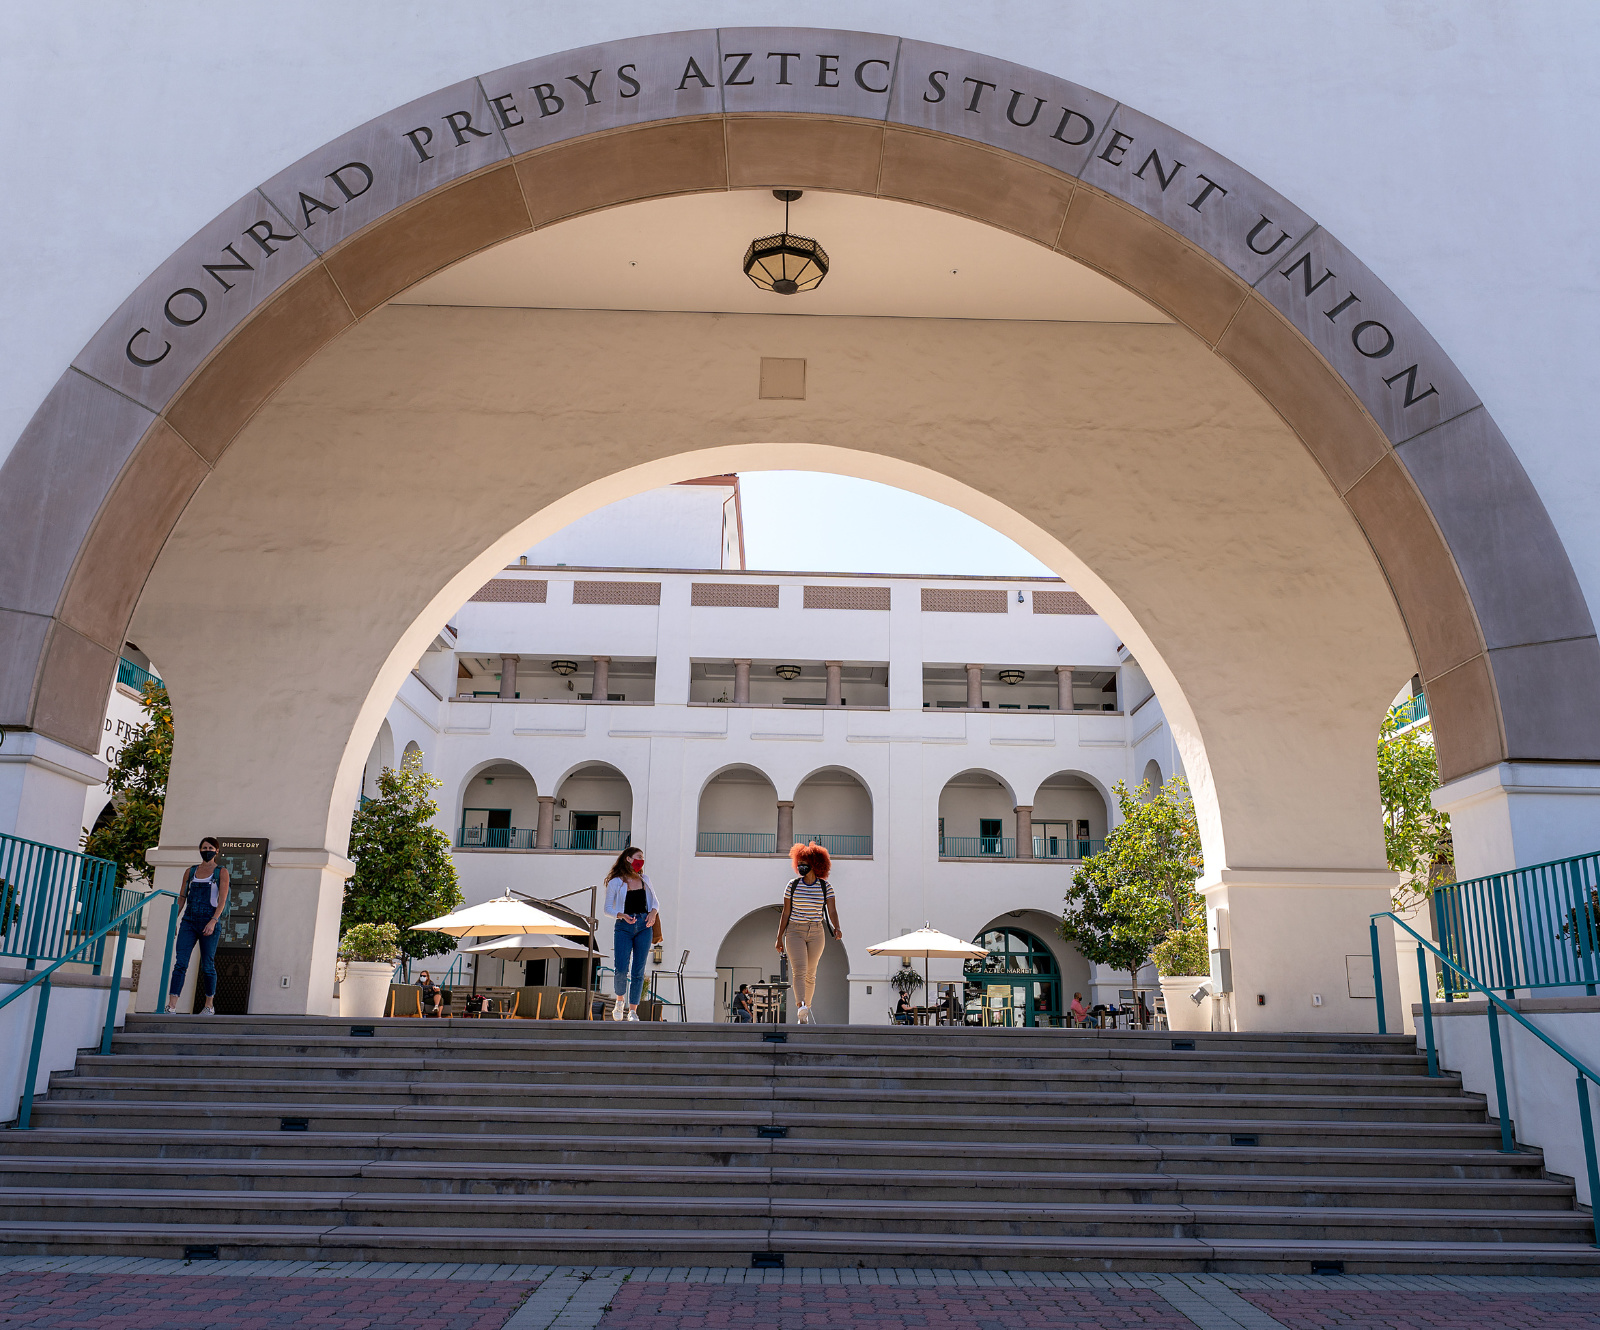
[1378,705,1454,909]
[343,750,462,964]
[1061,777,1205,987]
[1152,918,1209,977]
[339,921,401,962]
[889,966,925,996]
[82,683,172,887]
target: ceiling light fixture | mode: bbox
[774,663,803,681]
[998,670,1026,685]
[742,190,829,296]
[550,660,578,676]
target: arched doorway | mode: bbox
[714,904,848,1025]
[965,926,1062,1027]
[5,28,1592,1026]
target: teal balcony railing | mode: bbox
[1034,837,1104,860]
[554,829,631,852]
[458,825,535,850]
[698,831,779,855]
[0,831,121,969]
[795,833,873,857]
[1391,692,1429,728]
[1432,850,1600,998]
[940,836,1016,859]
[115,657,163,695]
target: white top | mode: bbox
[604,873,659,917]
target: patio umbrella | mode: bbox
[461,933,599,961]
[866,925,987,1020]
[413,895,591,999]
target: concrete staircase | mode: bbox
[1,1014,1597,1273]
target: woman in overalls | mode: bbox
[165,837,231,1015]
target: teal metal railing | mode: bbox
[553,829,631,852]
[1391,692,1430,728]
[1371,908,1600,1246]
[697,831,778,855]
[115,657,163,695]
[391,954,472,986]
[0,831,122,970]
[458,825,535,850]
[940,836,1016,859]
[1432,850,1600,997]
[2,886,179,1128]
[1034,836,1104,860]
[794,833,872,857]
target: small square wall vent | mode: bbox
[759,357,806,399]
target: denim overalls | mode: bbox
[168,866,222,1001]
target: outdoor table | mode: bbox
[749,981,789,1023]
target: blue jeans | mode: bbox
[612,915,652,1006]
[170,910,221,999]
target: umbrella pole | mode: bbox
[587,884,597,1020]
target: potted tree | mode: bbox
[1153,916,1212,1032]
[338,922,401,1018]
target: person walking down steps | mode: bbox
[775,841,843,1025]
[166,837,231,1015]
[605,845,658,1022]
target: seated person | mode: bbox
[731,984,754,1022]
[893,993,916,1025]
[1070,992,1088,1027]
[940,989,962,1024]
[416,970,444,1018]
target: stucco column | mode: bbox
[1056,665,1073,712]
[776,800,795,851]
[825,661,843,707]
[498,654,519,700]
[733,659,750,705]
[591,656,610,702]
[1014,805,1034,859]
[536,795,555,849]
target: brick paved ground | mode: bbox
[596,1283,1199,1327]
[0,1273,534,1329]
[1237,1288,1600,1330]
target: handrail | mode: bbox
[3,888,177,1129]
[1372,908,1600,1246]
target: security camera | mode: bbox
[1190,981,1214,1006]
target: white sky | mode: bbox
[738,473,1055,577]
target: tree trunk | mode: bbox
[1130,968,1141,1028]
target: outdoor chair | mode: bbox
[387,984,421,1017]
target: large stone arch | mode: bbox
[4,27,1595,1025]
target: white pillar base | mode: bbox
[1201,868,1401,1034]
[1433,762,1600,879]
[0,732,106,847]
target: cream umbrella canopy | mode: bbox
[461,933,598,960]
[866,926,987,1018]
[411,895,589,938]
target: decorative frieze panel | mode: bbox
[921,588,1007,614]
[573,580,661,605]
[692,582,780,608]
[1032,590,1094,615]
[805,585,890,611]
[468,579,548,603]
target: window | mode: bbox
[979,818,1004,855]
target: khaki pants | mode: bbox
[783,920,828,1012]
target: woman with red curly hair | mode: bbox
[773,841,843,1024]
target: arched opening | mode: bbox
[552,762,633,853]
[402,739,423,767]
[791,766,873,859]
[697,765,779,857]
[1142,759,1163,798]
[938,770,1018,859]
[360,719,394,801]
[1030,771,1111,860]
[714,904,847,1025]
[965,924,1067,1028]
[458,760,537,849]
[16,31,1592,1026]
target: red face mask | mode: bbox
[630,858,644,873]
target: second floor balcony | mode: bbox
[939,834,1104,861]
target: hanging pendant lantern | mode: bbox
[742,190,829,295]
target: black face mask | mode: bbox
[200,849,216,862]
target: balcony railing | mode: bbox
[457,826,535,850]
[795,833,873,857]
[698,832,779,856]
[940,836,1016,859]
[115,657,162,695]
[938,835,1103,860]
[1392,693,1430,728]
[553,829,631,852]
[0,831,122,967]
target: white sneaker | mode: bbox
[612,995,627,1021]
[200,1007,215,1016]
[164,1003,177,1015]
[626,1008,640,1021]
[797,1005,810,1024]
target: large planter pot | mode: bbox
[339,961,396,1019]
[1159,975,1213,1032]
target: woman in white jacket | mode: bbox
[604,845,658,1021]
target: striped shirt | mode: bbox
[784,876,835,925]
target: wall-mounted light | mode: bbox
[550,660,578,676]
[774,663,803,681]
[1016,591,1024,603]
[998,670,1026,686]
[743,190,829,295]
